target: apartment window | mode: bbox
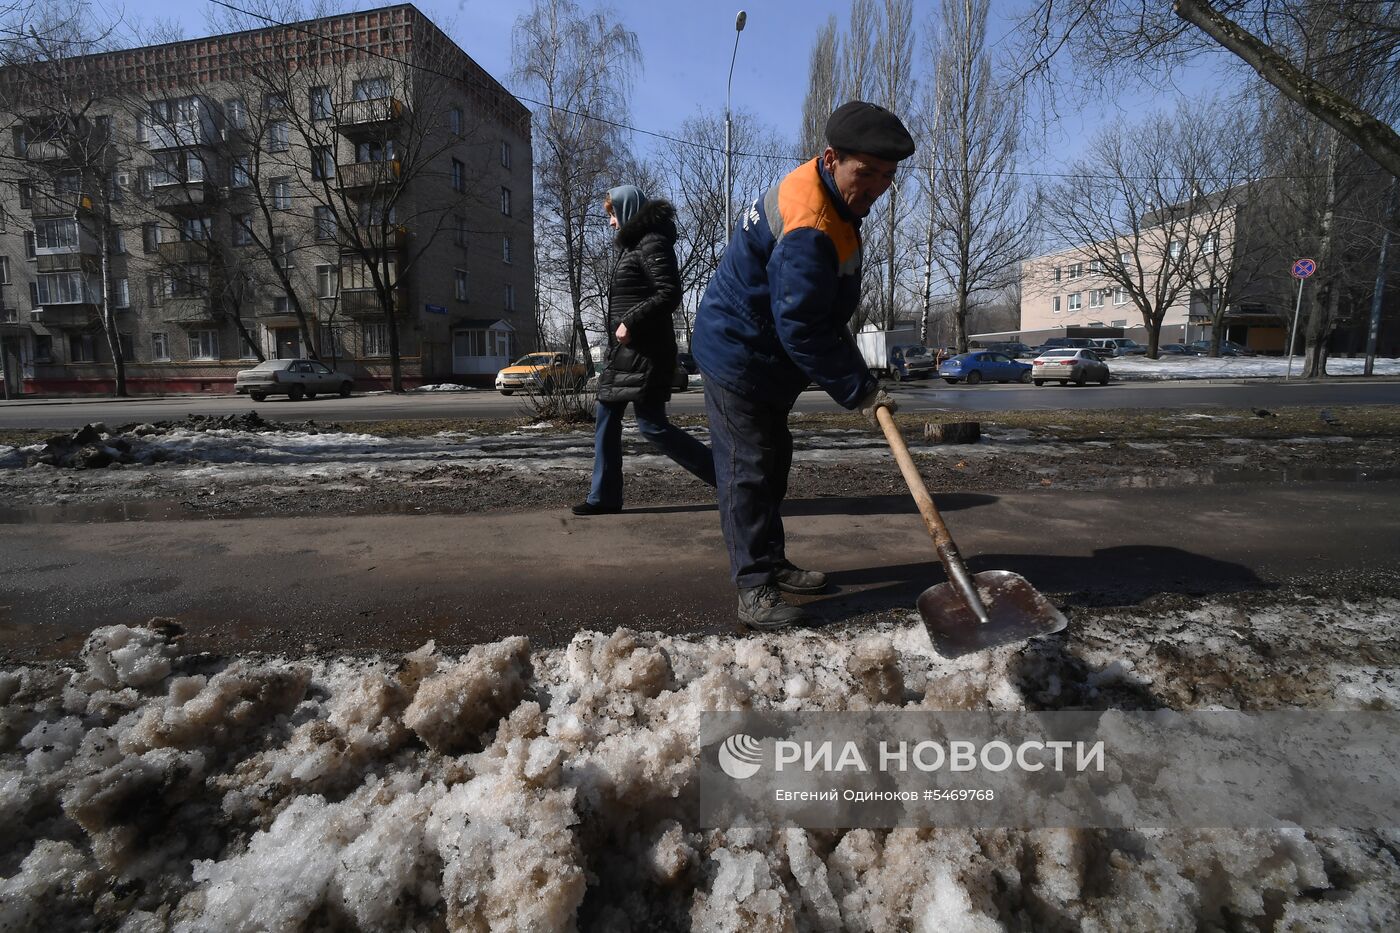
[188,329,218,360]
[1089,289,1104,309]
[362,322,390,356]
[454,269,468,301]
[1200,234,1218,255]
[1119,250,1131,266]
[18,182,31,208]
[146,275,164,307]
[356,139,396,162]
[118,333,134,360]
[271,177,291,210]
[70,333,97,362]
[454,215,468,248]
[110,277,130,309]
[1052,296,1061,313]
[500,187,512,216]
[12,128,29,157]
[316,264,338,298]
[501,140,512,169]
[353,77,390,101]
[108,228,126,255]
[181,217,212,241]
[311,146,335,180]
[1053,266,1061,282]
[1066,262,1083,280]
[266,121,289,153]
[33,335,52,362]
[108,172,123,203]
[151,332,170,361]
[273,294,292,313]
[340,257,397,291]
[314,206,336,241]
[136,168,152,198]
[230,156,251,189]
[28,281,39,307]
[1067,292,1082,311]
[23,232,35,260]
[225,98,247,130]
[53,171,80,196]
[239,335,260,360]
[504,283,515,311]
[1168,239,1184,260]
[170,264,209,298]
[319,324,344,358]
[0,256,9,284]
[264,92,288,112]
[502,236,513,264]
[451,158,465,193]
[1111,319,1128,328]
[309,86,333,121]
[233,214,253,246]
[449,107,462,135]
[272,235,293,270]
[34,218,80,251]
[1114,287,1127,305]
[1088,259,1102,273]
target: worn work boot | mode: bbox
[772,560,828,595]
[737,584,808,631]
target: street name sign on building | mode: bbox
[425,304,448,315]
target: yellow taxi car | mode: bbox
[494,352,590,395]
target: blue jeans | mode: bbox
[703,381,794,587]
[587,397,717,508]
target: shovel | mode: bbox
[875,406,1067,658]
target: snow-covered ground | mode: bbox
[1107,354,1400,380]
[4,597,1399,931]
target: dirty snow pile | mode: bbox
[5,603,1400,931]
[1109,354,1400,380]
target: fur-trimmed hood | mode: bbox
[615,198,678,249]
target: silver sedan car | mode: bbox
[235,358,355,401]
[1030,349,1110,386]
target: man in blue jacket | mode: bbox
[692,101,915,631]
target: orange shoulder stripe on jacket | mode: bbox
[776,159,859,266]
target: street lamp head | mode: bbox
[735,11,747,31]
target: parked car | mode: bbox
[888,344,937,381]
[938,351,1032,385]
[1159,343,1200,356]
[235,358,354,402]
[495,352,589,395]
[984,341,1037,359]
[1031,348,1111,386]
[1089,337,1148,357]
[1189,339,1257,357]
[672,352,699,391]
[1031,337,1095,354]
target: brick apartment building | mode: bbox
[0,3,535,396]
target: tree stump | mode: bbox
[923,421,981,444]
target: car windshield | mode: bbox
[903,347,931,359]
[513,353,556,366]
[251,360,293,370]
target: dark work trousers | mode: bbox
[703,380,795,588]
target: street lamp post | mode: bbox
[725,11,747,237]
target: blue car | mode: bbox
[938,351,1032,385]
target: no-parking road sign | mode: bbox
[1291,258,1317,279]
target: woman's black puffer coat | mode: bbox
[595,199,682,405]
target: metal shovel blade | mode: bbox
[917,570,1068,658]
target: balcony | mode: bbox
[160,296,220,325]
[335,290,402,317]
[334,97,405,136]
[30,302,98,329]
[158,240,216,264]
[37,252,101,274]
[336,159,401,191]
[28,191,94,217]
[339,223,406,253]
[153,180,221,213]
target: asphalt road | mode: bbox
[3,378,1400,428]
[2,480,1397,661]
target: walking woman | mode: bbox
[572,185,716,515]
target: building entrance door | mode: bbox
[1,337,23,398]
[275,329,302,359]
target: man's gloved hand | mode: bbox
[857,386,898,428]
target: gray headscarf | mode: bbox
[607,185,648,228]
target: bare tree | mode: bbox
[1017,0,1400,180]
[868,0,916,330]
[1039,102,1247,355]
[797,17,840,159]
[512,0,640,363]
[925,0,1036,353]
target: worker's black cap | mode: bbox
[825,101,916,162]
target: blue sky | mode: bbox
[111,0,1241,177]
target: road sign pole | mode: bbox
[1286,276,1305,380]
